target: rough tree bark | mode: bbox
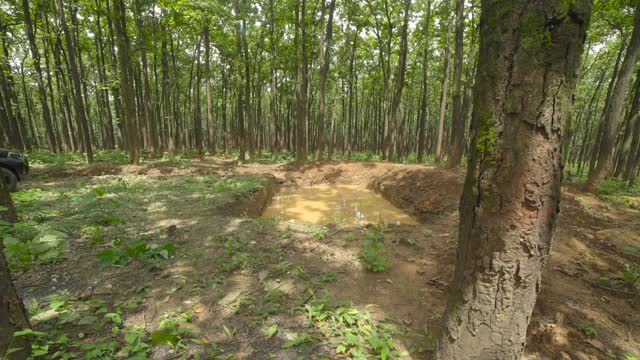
[0,185,30,359]
[435,0,592,358]
[386,0,412,161]
[445,0,466,168]
[585,2,640,192]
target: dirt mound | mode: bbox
[369,168,465,221]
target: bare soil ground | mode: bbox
[12,159,640,359]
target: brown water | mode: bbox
[262,184,417,225]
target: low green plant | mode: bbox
[97,237,176,268]
[361,223,388,273]
[240,285,290,319]
[150,311,193,350]
[79,181,128,226]
[577,322,597,337]
[303,294,398,359]
[600,264,640,291]
[2,217,69,269]
[281,333,314,348]
[320,271,338,283]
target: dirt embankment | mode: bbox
[221,177,275,218]
[369,168,464,221]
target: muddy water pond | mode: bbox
[262,184,417,225]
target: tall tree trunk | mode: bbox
[0,31,24,151]
[160,22,174,156]
[417,0,432,163]
[295,0,308,163]
[315,0,337,160]
[435,1,453,163]
[586,3,640,192]
[386,0,411,161]
[624,69,640,185]
[57,0,93,163]
[269,0,278,161]
[243,9,254,161]
[205,24,216,156]
[445,0,466,168]
[22,0,58,152]
[134,0,158,157]
[235,1,246,162]
[435,0,591,358]
[113,0,140,164]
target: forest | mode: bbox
[1,0,640,359]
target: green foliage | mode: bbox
[303,295,398,359]
[361,223,389,272]
[621,264,640,288]
[78,180,128,226]
[240,285,290,319]
[281,333,314,348]
[2,221,69,269]
[600,263,640,291]
[27,150,84,165]
[263,324,279,338]
[12,291,151,359]
[320,271,338,283]
[97,237,176,267]
[596,179,640,196]
[577,321,598,337]
[150,311,193,350]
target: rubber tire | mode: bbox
[0,167,18,192]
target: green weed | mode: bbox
[302,294,398,359]
[97,236,176,268]
[361,223,389,273]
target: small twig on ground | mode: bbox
[589,280,638,296]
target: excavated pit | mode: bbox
[261,183,418,225]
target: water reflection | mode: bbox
[262,184,417,225]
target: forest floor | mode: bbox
[6,155,640,359]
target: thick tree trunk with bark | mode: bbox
[386,0,411,162]
[445,0,466,168]
[585,2,640,192]
[0,187,30,359]
[435,1,591,358]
